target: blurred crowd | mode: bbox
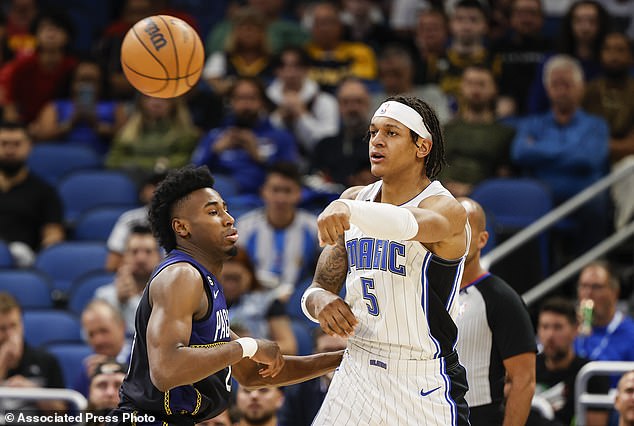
[1,0,634,425]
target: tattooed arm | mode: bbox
[304,187,361,337]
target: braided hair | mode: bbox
[384,95,446,179]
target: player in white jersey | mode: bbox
[302,96,471,425]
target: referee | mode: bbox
[456,198,536,425]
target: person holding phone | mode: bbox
[30,59,126,156]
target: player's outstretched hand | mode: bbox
[251,339,285,378]
[317,201,351,246]
[315,291,358,338]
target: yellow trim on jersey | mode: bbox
[164,390,173,416]
[161,342,226,418]
[192,389,202,415]
[131,411,137,426]
[189,341,228,348]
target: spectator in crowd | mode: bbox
[76,300,130,397]
[441,65,515,197]
[456,198,535,426]
[495,0,550,116]
[106,94,198,175]
[196,410,233,426]
[371,45,451,125]
[203,8,274,97]
[310,77,374,188]
[5,0,38,57]
[222,247,297,355]
[440,0,501,103]
[267,46,339,156]
[388,0,431,35]
[527,0,610,114]
[2,10,77,124]
[30,58,126,156]
[91,0,157,100]
[192,77,298,195]
[583,32,634,230]
[235,386,284,426]
[575,261,634,362]
[532,297,610,426]
[511,54,609,252]
[95,225,161,335]
[0,293,66,412]
[237,162,320,296]
[339,0,396,52]
[205,0,308,55]
[615,370,634,426]
[0,121,64,267]
[584,32,634,163]
[304,2,377,93]
[278,328,348,426]
[412,7,450,86]
[0,10,15,71]
[86,360,127,417]
[105,172,165,271]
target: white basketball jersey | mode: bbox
[345,180,468,360]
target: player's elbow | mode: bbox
[150,367,172,392]
[149,358,183,392]
[233,367,267,389]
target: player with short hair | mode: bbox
[111,166,344,425]
[303,96,471,425]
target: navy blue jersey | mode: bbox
[118,249,232,423]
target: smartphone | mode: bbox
[76,82,96,110]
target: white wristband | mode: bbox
[301,287,327,324]
[235,337,258,358]
[336,199,419,241]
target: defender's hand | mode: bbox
[314,291,358,338]
[317,201,351,246]
[251,340,285,378]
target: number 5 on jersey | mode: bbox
[361,277,379,316]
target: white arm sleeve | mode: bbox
[336,199,419,241]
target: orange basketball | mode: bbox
[120,15,204,98]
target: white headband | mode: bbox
[372,101,432,141]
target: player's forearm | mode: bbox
[312,239,348,294]
[149,343,243,392]
[502,379,535,426]
[237,350,344,390]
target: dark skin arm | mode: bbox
[147,262,342,392]
[308,185,468,337]
[146,263,284,392]
[231,328,344,390]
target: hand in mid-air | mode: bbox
[317,201,351,246]
[251,339,285,378]
[314,290,358,338]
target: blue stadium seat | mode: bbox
[291,320,314,356]
[227,194,264,221]
[73,206,132,241]
[0,270,53,309]
[23,310,82,347]
[470,178,552,274]
[58,170,139,223]
[35,242,109,297]
[68,270,115,315]
[27,144,101,186]
[45,343,94,388]
[212,174,240,198]
[0,241,13,268]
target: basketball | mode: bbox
[120,15,204,98]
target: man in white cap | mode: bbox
[302,96,471,425]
